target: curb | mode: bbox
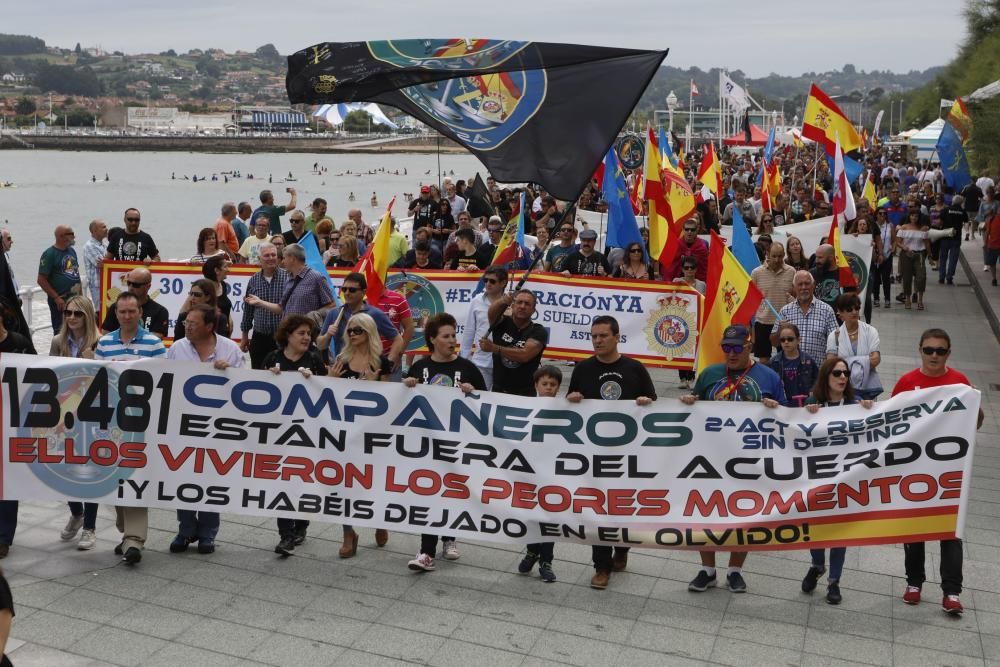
[960,248,1000,346]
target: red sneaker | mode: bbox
[903,586,921,605]
[942,594,964,615]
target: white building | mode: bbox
[126,107,232,133]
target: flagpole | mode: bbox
[812,142,819,195]
[718,70,724,146]
[688,81,694,149]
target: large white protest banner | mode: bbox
[0,355,979,551]
[101,263,701,369]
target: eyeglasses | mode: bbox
[721,344,745,354]
[63,309,85,318]
[921,346,950,356]
[830,369,849,378]
[341,286,361,293]
[779,336,797,343]
[125,217,140,222]
[127,281,150,288]
[189,291,205,297]
[346,328,365,336]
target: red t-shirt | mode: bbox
[892,367,971,396]
[371,289,411,354]
[988,212,1000,251]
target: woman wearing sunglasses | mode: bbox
[328,313,392,557]
[263,315,328,558]
[826,293,882,400]
[174,278,231,340]
[803,357,875,604]
[768,323,819,407]
[612,242,653,280]
[49,296,102,550]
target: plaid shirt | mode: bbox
[772,298,838,364]
[280,265,334,316]
[242,268,288,335]
[82,237,106,305]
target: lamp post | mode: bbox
[666,90,677,134]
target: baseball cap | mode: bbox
[721,324,750,346]
[420,185,430,193]
[579,229,598,240]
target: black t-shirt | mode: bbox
[810,266,842,309]
[407,356,487,390]
[262,349,328,375]
[0,571,13,667]
[218,282,233,322]
[282,229,307,247]
[102,299,170,337]
[960,183,983,212]
[107,228,159,261]
[567,355,657,401]
[491,316,548,396]
[338,355,393,380]
[448,246,492,270]
[562,250,611,276]
[394,249,444,270]
[942,205,967,236]
[0,331,34,354]
[409,197,436,230]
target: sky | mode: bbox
[5,0,966,78]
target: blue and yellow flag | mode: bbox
[936,122,972,191]
[602,147,647,262]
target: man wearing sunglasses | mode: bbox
[460,266,507,389]
[480,288,547,396]
[36,225,81,333]
[892,328,984,615]
[543,222,578,272]
[680,324,783,594]
[317,272,402,358]
[105,208,160,264]
[100,267,169,338]
[666,220,708,282]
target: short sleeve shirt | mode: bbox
[107,229,158,262]
[491,316,548,396]
[892,367,971,395]
[567,355,657,401]
[371,290,412,354]
[252,204,287,235]
[38,246,81,297]
[406,356,487,390]
[693,362,786,403]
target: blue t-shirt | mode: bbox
[322,303,399,355]
[880,201,908,226]
[693,362,786,404]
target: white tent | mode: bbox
[312,103,398,130]
[969,79,1000,102]
[908,118,945,161]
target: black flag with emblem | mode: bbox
[287,40,667,200]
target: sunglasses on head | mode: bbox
[346,327,365,336]
[830,369,849,378]
[921,346,950,356]
[721,344,745,354]
[63,309,85,318]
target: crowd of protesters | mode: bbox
[0,146,992,619]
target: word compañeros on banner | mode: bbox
[0,355,979,551]
[100,263,702,369]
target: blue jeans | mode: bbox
[810,547,846,582]
[48,298,63,333]
[176,510,220,540]
[938,238,961,282]
[68,502,99,530]
[0,501,17,545]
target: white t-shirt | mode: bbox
[977,176,995,192]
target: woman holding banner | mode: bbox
[264,315,329,557]
[328,313,393,557]
[804,357,874,604]
[50,295,101,551]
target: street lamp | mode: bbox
[666,90,678,134]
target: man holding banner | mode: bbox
[681,324,783,593]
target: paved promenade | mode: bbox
[5,237,1000,666]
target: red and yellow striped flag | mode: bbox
[946,98,972,145]
[354,197,395,303]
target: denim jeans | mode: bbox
[592,545,629,572]
[905,539,963,595]
[938,238,961,282]
[48,298,63,333]
[527,542,555,563]
[177,510,220,540]
[872,258,892,301]
[277,518,310,538]
[810,547,846,582]
[68,502,99,531]
[419,534,455,557]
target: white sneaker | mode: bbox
[443,540,460,560]
[60,515,84,541]
[77,529,96,551]
[985,265,991,272]
[408,553,435,571]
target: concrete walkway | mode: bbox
[5,246,1000,666]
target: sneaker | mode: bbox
[408,553,435,571]
[169,534,193,553]
[947,278,954,285]
[197,538,215,555]
[942,594,964,615]
[539,562,556,583]
[61,515,84,541]
[903,585,921,605]
[590,570,610,589]
[985,265,990,272]
[275,535,296,557]
[884,302,890,309]
[113,541,124,556]
[873,299,880,306]
[612,550,628,572]
[688,569,717,592]
[727,571,747,593]
[443,540,460,560]
[123,547,142,565]
[292,526,307,546]
[77,529,96,551]
[518,551,538,574]
[801,565,825,593]
[826,582,842,605]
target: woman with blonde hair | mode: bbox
[329,312,392,556]
[49,295,102,550]
[329,234,360,268]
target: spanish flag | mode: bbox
[642,128,684,265]
[354,197,395,303]
[697,142,724,198]
[696,232,764,375]
[946,98,972,145]
[802,84,863,156]
[827,218,858,291]
[490,191,525,267]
